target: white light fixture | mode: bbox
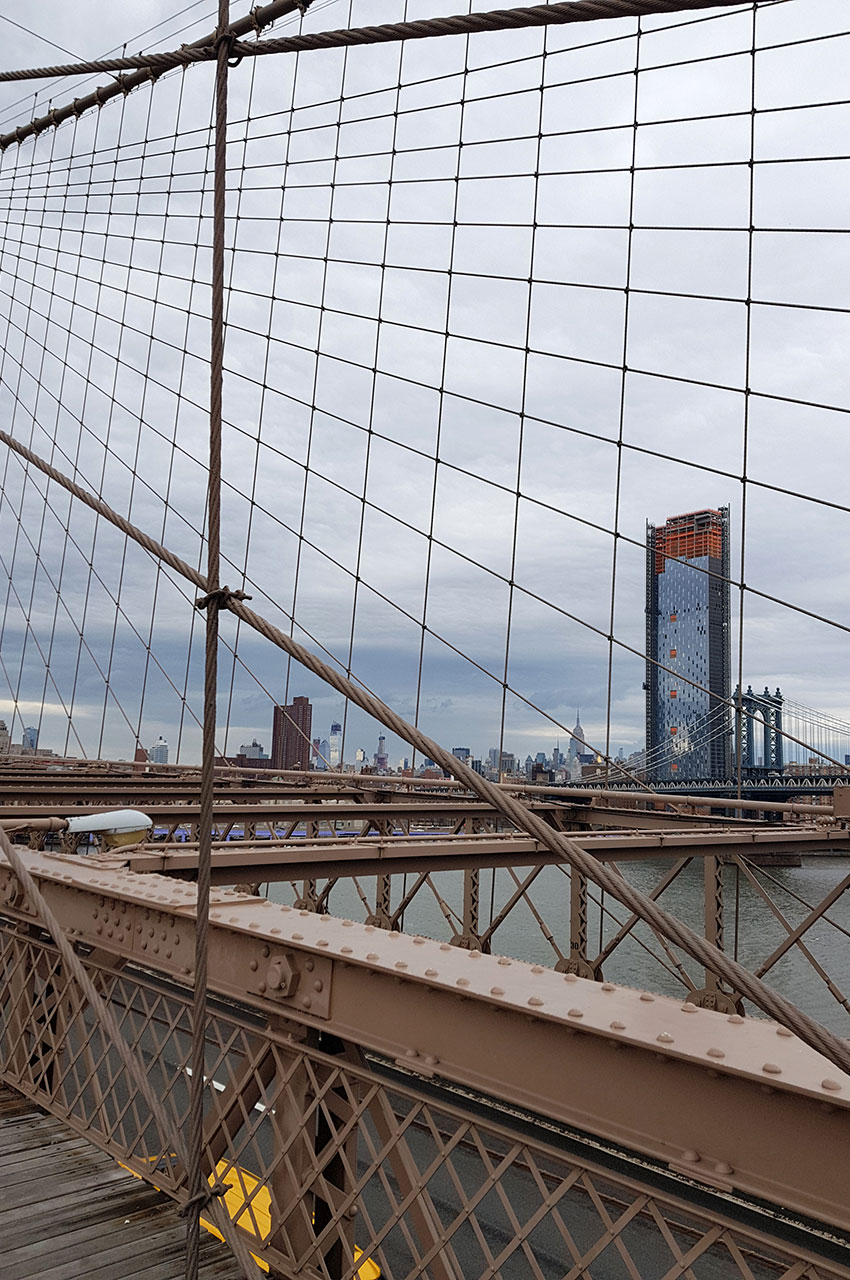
[64,809,152,849]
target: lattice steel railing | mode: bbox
[1,915,846,1280]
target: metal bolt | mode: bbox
[657,1032,674,1044]
[300,996,312,1009]
[707,1047,725,1058]
[250,960,258,972]
[640,993,655,1003]
[395,961,407,970]
[317,939,329,948]
[567,1008,583,1018]
[531,965,544,974]
[822,1079,842,1092]
[490,986,505,996]
[425,968,438,977]
[498,958,511,967]
[456,977,470,987]
[776,1026,793,1038]
[601,982,615,992]
[313,979,323,992]
[762,1062,782,1075]
[341,946,353,955]
[727,1014,745,1024]
[680,1150,700,1164]
[292,933,304,941]
[563,973,577,983]
[610,1020,625,1030]
[529,996,544,1007]
[714,1161,733,1176]
[367,952,379,961]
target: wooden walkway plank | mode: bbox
[0,1087,243,1280]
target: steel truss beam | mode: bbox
[113,824,850,884]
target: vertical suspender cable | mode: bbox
[185,3,228,1276]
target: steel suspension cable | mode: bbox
[185,3,233,1274]
[0,424,847,1073]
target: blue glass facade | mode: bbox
[646,509,731,781]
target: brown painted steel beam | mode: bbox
[113,825,850,884]
[1,848,847,1234]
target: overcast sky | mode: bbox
[0,0,848,768]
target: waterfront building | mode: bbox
[645,507,731,781]
[271,696,312,771]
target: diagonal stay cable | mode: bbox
[1,430,847,1077]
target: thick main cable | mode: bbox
[0,0,759,148]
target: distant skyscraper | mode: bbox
[22,726,38,753]
[645,507,731,781]
[0,721,9,755]
[374,734,388,771]
[148,736,169,765]
[329,721,342,768]
[567,712,583,763]
[271,696,312,771]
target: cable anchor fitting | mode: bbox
[195,586,252,611]
[179,1181,228,1216]
[215,30,242,68]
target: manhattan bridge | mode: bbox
[0,2,849,1278]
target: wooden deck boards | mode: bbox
[0,1087,243,1279]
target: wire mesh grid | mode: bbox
[0,0,848,781]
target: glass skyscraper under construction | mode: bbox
[645,508,731,782]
